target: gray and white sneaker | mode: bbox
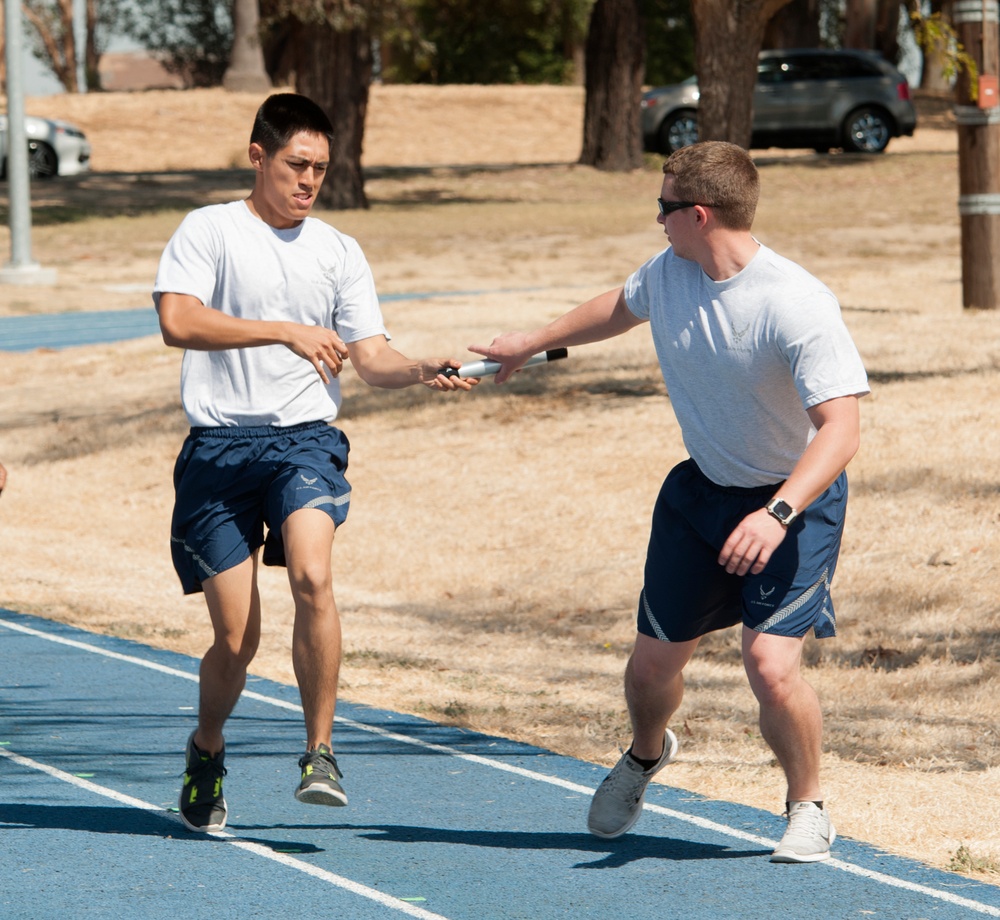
[587,729,678,839]
[770,801,836,863]
[295,744,348,807]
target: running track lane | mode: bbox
[2,609,999,920]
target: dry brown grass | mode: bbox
[2,86,999,880]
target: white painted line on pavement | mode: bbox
[0,744,452,920]
[4,613,1000,917]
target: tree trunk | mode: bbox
[579,0,645,171]
[763,0,820,48]
[84,0,100,90]
[844,0,877,48]
[224,0,272,93]
[22,0,77,92]
[874,0,901,62]
[919,0,952,91]
[691,0,792,149]
[295,18,372,210]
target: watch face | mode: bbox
[770,500,793,520]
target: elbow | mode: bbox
[159,323,186,349]
[839,426,861,468]
[158,309,192,349]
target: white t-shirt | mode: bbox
[153,200,388,427]
[624,242,869,487]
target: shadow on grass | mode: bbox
[0,146,956,225]
[0,162,574,224]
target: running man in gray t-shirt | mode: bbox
[471,141,868,864]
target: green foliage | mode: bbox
[380,0,592,84]
[642,0,693,86]
[908,5,979,97]
[949,844,1000,876]
[118,0,233,87]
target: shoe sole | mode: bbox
[588,798,646,839]
[770,827,836,863]
[295,787,348,807]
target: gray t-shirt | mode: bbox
[624,242,869,488]
[153,200,388,428]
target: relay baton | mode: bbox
[441,348,568,379]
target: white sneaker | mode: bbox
[587,729,678,839]
[770,801,836,862]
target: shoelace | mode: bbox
[602,755,646,801]
[300,748,343,779]
[185,755,227,782]
[784,805,824,837]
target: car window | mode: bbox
[757,57,818,83]
[761,53,885,82]
[757,60,785,84]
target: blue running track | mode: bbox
[2,609,1000,920]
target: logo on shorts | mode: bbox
[300,474,318,486]
[750,582,778,610]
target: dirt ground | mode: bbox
[2,85,999,880]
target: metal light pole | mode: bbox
[953,0,1000,309]
[1,0,56,286]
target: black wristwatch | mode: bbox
[765,497,798,527]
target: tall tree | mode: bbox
[2,0,125,91]
[223,0,271,92]
[119,0,232,87]
[690,0,793,149]
[21,0,77,91]
[263,0,373,209]
[579,0,645,170]
[914,0,951,91]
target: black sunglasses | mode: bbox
[656,198,705,217]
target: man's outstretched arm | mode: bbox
[469,287,644,383]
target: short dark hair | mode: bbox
[663,142,759,231]
[250,93,334,157]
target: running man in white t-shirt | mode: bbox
[470,142,869,863]
[153,93,475,833]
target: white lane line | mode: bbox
[4,613,1000,917]
[0,744,450,920]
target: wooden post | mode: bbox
[952,0,1000,309]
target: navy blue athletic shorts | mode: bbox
[170,421,351,595]
[637,459,846,643]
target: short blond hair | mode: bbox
[662,142,759,231]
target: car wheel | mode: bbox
[658,110,698,154]
[28,141,59,179]
[842,106,892,153]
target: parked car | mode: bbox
[641,48,917,155]
[0,113,92,180]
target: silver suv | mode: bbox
[641,48,917,155]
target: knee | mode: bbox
[211,631,259,672]
[626,641,684,691]
[288,559,333,604]
[744,652,799,708]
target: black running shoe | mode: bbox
[295,744,347,807]
[179,731,228,832]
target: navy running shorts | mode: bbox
[637,459,846,643]
[169,421,351,595]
